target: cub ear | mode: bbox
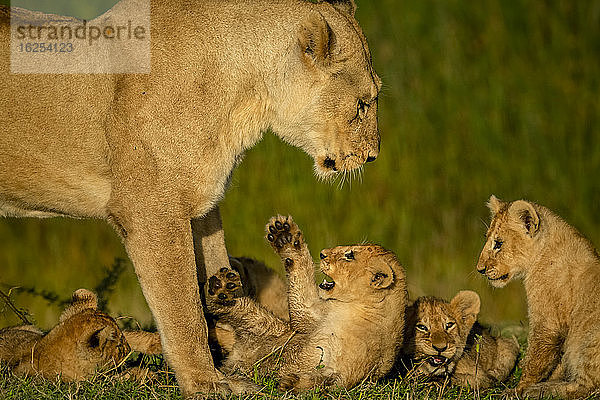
[59,288,98,323]
[509,200,540,236]
[88,325,118,349]
[487,195,505,215]
[298,12,335,68]
[325,0,356,16]
[369,260,395,289]
[450,290,480,328]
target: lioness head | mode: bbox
[34,289,130,380]
[272,0,381,178]
[476,195,542,288]
[317,244,405,302]
[405,291,480,377]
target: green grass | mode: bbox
[0,347,527,400]
[1,0,599,397]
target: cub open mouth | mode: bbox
[427,355,447,367]
[319,275,335,291]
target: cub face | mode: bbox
[273,1,381,179]
[476,195,542,288]
[37,289,131,380]
[317,244,403,302]
[406,291,480,377]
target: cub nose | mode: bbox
[477,266,487,274]
[432,343,448,353]
[320,252,326,259]
[366,155,377,163]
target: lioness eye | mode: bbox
[345,250,355,260]
[493,239,503,250]
[357,99,369,120]
[445,322,455,330]
[416,324,428,332]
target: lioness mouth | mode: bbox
[319,276,335,291]
[428,355,447,367]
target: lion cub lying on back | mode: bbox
[205,216,408,391]
[0,289,159,381]
[477,196,600,399]
[402,290,519,388]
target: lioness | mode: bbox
[0,0,381,394]
[0,289,130,381]
[477,195,600,398]
[401,291,519,388]
[205,216,407,391]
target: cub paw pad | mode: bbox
[207,267,242,305]
[266,216,304,252]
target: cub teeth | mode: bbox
[319,277,335,291]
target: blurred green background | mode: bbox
[1,0,599,331]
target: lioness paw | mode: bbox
[266,215,305,263]
[207,267,243,307]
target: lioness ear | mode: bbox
[487,195,504,215]
[59,288,98,323]
[325,0,356,16]
[509,200,540,236]
[450,290,480,328]
[298,12,335,68]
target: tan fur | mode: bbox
[212,256,288,354]
[0,289,130,381]
[477,195,600,398]
[402,291,519,388]
[0,0,380,395]
[121,256,289,356]
[205,216,407,391]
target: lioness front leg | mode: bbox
[266,216,321,332]
[112,212,229,397]
[205,267,289,340]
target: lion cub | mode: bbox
[205,216,408,391]
[0,289,130,381]
[402,291,519,388]
[477,195,600,398]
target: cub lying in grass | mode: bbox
[0,289,159,381]
[477,195,600,399]
[402,290,519,388]
[205,216,408,391]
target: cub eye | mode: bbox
[416,324,428,332]
[493,239,503,250]
[445,321,455,330]
[344,250,355,260]
[357,99,369,120]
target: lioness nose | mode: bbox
[477,266,487,274]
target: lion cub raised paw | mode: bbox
[402,290,519,389]
[208,215,408,391]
